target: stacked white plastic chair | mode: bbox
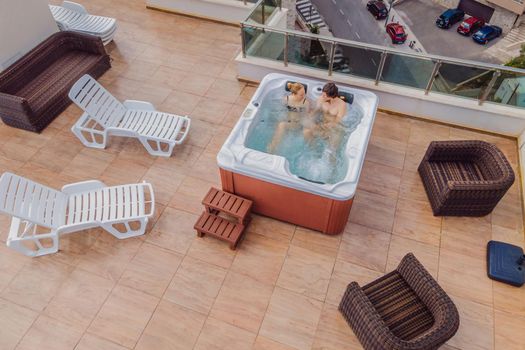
[49,1,117,45]
[0,172,155,257]
[69,74,191,157]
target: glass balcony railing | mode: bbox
[246,0,280,25]
[240,0,525,110]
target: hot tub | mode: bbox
[217,73,378,235]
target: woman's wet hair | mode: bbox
[322,82,339,98]
[287,82,304,94]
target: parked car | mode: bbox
[386,23,408,44]
[457,16,485,35]
[472,25,502,44]
[436,8,465,29]
[366,1,388,20]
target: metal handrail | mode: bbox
[244,0,265,22]
[327,42,336,76]
[425,60,442,95]
[244,0,282,25]
[241,22,247,58]
[375,51,387,85]
[284,32,289,66]
[240,20,525,75]
[479,70,501,105]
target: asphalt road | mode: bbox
[310,0,391,45]
[309,0,386,79]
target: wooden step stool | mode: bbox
[194,188,253,250]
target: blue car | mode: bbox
[436,8,464,29]
[472,25,502,44]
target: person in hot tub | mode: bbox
[305,82,347,156]
[267,82,311,153]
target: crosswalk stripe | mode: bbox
[296,0,328,28]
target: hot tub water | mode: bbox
[244,91,364,184]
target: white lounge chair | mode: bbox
[69,74,191,157]
[49,1,117,45]
[0,172,155,257]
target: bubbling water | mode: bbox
[244,89,363,184]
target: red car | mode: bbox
[386,23,408,44]
[457,16,485,36]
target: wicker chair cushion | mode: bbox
[15,51,100,114]
[430,161,484,184]
[362,271,434,341]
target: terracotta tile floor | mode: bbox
[1,1,524,349]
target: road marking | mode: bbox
[371,58,377,66]
[339,9,345,15]
[355,32,361,39]
[331,0,336,4]
[347,19,352,27]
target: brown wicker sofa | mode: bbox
[0,31,111,132]
[339,253,460,350]
[418,140,514,216]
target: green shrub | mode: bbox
[308,23,320,34]
[505,44,525,69]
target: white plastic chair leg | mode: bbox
[101,218,148,239]
[6,219,59,257]
[138,137,174,157]
[72,125,107,149]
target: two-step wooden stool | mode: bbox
[194,187,253,250]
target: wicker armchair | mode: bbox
[0,31,110,132]
[418,140,514,216]
[339,253,460,350]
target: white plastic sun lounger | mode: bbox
[0,172,155,257]
[69,74,191,157]
[49,1,117,45]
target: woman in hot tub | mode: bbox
[305,82,347,156]
[267,82,311,153]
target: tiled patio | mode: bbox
[1,1,524,349]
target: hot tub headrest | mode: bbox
[285,81,308,94]
[338,92,354,105]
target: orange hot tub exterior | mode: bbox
[220,169,352,235]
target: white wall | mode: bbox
[146,0,255,24]
[518,131,525,208]
[0,0,58,71]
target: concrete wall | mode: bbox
[516,14,525,27]
[282,0,297,29]
[485,2,518,32]
[146,0,255,24]
[431,0,460,10]
[518,129,525,209]
[486,0,525,15]
[0,0,58,71]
